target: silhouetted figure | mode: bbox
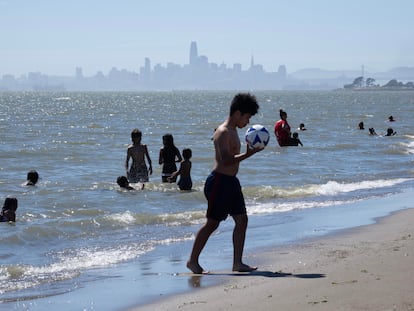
[291,132,303,146]
[25,170,39,186]
[126,128,153,184]
[369,128,377,135]
[358,122,364,130]
[168,148,193,190]
[1,197,18,222]
[159,133,182,182]
[385,127,396,136]
[117,175,143,190]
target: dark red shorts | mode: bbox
[204,171,246,221]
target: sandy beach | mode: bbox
[133,207,414,311]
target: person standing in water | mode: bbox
[168,148,193,191]
[159,133,182,182]
[187,92,263,274]
[125,129,152,184]
[274,109,293,146]
[291,132,303,146]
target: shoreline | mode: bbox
[132,207,414,310]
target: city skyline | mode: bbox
[2,39,412,79]
[1,1,413,77]
[2,37,414,92]
[1,39,413,92]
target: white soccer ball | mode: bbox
[245,124,270,149]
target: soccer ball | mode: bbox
[245,124,270,149]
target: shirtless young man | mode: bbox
[125,129,153,184]
[187,93,263,274]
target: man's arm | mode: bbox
[125,148,131,170]
[217,130,261,166]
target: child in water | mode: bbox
[168,148,193,190]
[159,133,182,182]
[1,197,18,222]
[117,175,143,190]
[24,170,39,186]
[125,129,152,184]
[291,132,303,146]
[385,127,396,136]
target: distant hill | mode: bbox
[289,68,360,80]
[376,67,414,80]
[290,67,414,81]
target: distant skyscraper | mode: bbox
[278,65,287,79]
[145,57,151,72]
[189,41,198,66]
[140,57,151,84]
[75,67,83,79]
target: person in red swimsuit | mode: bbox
[274,109,293,146]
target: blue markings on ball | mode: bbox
[245,124,270,148]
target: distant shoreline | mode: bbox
[339,87,414,91]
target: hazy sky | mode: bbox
[1,0,413,76]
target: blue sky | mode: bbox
[1,0,413,76]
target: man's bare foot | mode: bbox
[232,263,258,272]
[187,261,208,274]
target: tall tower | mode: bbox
[189,41,198,66]
[75,67,83,79]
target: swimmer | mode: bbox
[1,197,18,222]
[117,175,143,190]
[25,170,39,186]
[385,127,396,136]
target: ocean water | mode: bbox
[0,90,413,310]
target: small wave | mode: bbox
[248,198,362,214]
[244,178,412,200]
[0,233,195,298]
[315,178,411,196]
[105,210,205,226]
[53,97,71,101]
[401,140,414,154]
[0,242,153,296]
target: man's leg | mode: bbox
[187,218,219,274]
[232,214,257,272]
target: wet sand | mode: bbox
[132,208,414,311]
